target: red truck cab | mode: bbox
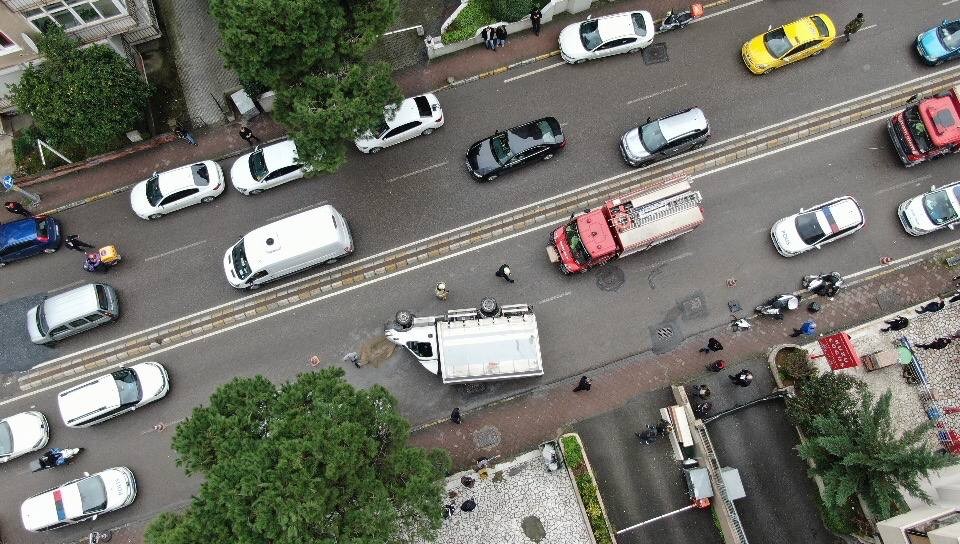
[888,87,960,167]
[549,208,619,274]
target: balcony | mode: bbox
[2,0,148,44]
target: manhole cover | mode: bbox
[679,292,708,321]
[473,425,502,449]
[522,516,547,542]
[596,266,625,291]
[642,42,668,64]
[649,320,681,354]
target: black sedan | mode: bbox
[466,117,565,181]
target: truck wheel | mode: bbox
[395,310,415,329]
[479,297,500,318]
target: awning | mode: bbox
[819,332,861,370]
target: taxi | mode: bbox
[741,14,836,74]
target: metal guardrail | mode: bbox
[696,423,749,544]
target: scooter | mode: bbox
[658,3,703,32]
[756,294,800,319]
[30,447,83,472]
[802,272,843,296]
[83,245,121,273]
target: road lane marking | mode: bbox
[875,175,933,195]
[538,291,572,304]
[385,162,447,183]
[144,240,207,262]
[626,83,688,105]
[697,0,763,21]
[47,280,85,295]
[265,201,328,223]
[636,252,693,272]
[503,61,565,83]
[946,0,959,5]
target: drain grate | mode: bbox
[650,320,681,354]
[643,43,668,64]
[656,327,674,339]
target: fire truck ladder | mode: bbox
[631,192,702,228]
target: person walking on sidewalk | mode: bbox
[699,337,723,354]
[495,264,515,283]
[916,338,952,350]
[450,407,462,424]
[239,125,261,146]
[729,369,753,387]
[843,13,865,43]
[174,123,198,146]
[881,316,909,332]
[63,235,95,252]
[573,375,592,392]
[4,201,31,218]
[693,384,711,399]
[495,26,508,48]
[530,8,543,36]
[790,320,817,338]
[917,299,946,314]
[435,282,449,301]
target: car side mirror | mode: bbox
[949,224,956,230]
[799,208,805,212]
[646,117,652,123]
[932,185,938,192]
[587,14,592,20]
[767,25,772,31]
[83,471,90,476]
[151,171,158,177]
[814,244,822,250]
[945,19,950,25]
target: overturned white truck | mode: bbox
[384,297,544,384]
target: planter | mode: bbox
[560,432,615,544]
[767,344,810,388]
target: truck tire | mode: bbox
[395,310,415,329]
[479,297,501,318]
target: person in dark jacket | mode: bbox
[880,316,909,332]
[530,8,543,36]
[64,235,95,252]
[916,338,952,350]
[729,369,754,387]
[450,407,463,424]
[843,13,864,43]
[495,25,507,48]
[573,375,592,392]
[917,299,946,314]
[4,201,31,218]
[700,337,723,353]
[482,26,496,50]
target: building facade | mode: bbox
[878,465,960,544]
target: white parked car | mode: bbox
[21,467,137,532]
[355,93,443,153]
[770,196,865,257]
[559,11,655,64]
[0,411,48,464]
[230,140,307,195]
[130,161,224,219]
[898,180,960,236]
[57,362,170,428]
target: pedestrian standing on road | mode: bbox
[880,316,910,332]
[495,25,507,48]
[174,123,198,146]
[917,299,946,314]
[729,369,754,387]
[63,235,95,252]
[699,337,723,353]
[495,264,515,283]
[239,124,261,146]
[636,425,658,444]
[707,359,726,372]
[4,201,31,218]
[530,8,543,36]
[693,401,712,418]
[573,375,592,392]
[842,13,865,43]
[693,384,711,399]
[435,282,450,301]
[916,338,952,350]
[450,407,463,424]
[790,319,817,338]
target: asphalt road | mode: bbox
[1,0,958,541]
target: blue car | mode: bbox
[0,216,62,267]
[917,19,960,65]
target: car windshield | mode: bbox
[248,150,268,181]
[489,132,512,165]
[941,22,960,49]
[631,12,647,35]
[579,20,602,50]
[795,212,827,245]
[904,106,934,153]
[811,15,830,37]
[35,302,48,336]
[232,240,252,280]
[763,28,792,58]
[564,223,592,264]
[145,175,163,207]
[112,368,143,405]
[640,121,668,153]
[923,188,960,225]
[78,476,108,515]
[190,164,210,186]
[0,421,12,455]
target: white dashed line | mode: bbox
[503,61,565,83]
[875,175,932,195]
[47,280,85,295]
[627,83,688,105]
[385,162,447,183]
[144,240,207,262]
[265,201,328,223]
[538,291,572,304]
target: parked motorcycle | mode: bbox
[30,447,83,472]
[802,272,843,297]
[83,245,121,273]
[756,294,800,319]
[658,3,703,32]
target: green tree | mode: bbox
[145,368,450,544]
[10,27,150,157]
[797,390,956,521]
[785,370,866,436]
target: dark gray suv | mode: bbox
[620,108,710,167]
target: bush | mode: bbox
[12,126,46,176]
[786,371,865,436]
[442,0,496,43]
[777,347,814,383]
[561,435,613,544]
[490,0,533,22]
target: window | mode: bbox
[407,341,433,358]
[0,32,20,55]
[788,40,820,56]
[597,37,635,50]
[160,188,199,206]
[24,1,125,34]
[385,121,420,138]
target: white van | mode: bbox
[224,204,353,289]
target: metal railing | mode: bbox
[696,423,750,544]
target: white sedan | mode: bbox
[559,11,655,64]
[130,161,224,220]
[898,180,960,236]
[0,411,48,464]
[21,467,136,532]
[770,196,864,257]
[355,93,443,154]
[230,140,306,195]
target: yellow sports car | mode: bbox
[741,14,836,74]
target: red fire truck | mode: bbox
[888,86,960,167]
[546,177,704,274]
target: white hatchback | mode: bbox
[559,11,655,64]
[770,196,865,257]
[0,411,48,464]
[57,362,170,428]
[21,467,136,532]
[355,93,444,153]
[230,140,307,195]
[898,180,960,236]
[130,161,225,219]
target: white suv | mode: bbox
[21,467,137,532]
[355,94,443,153]
[57,362,169,428]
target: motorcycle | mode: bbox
[802,272,843,297]
[30,447,83,472]
[658,3,703,32]
[756,294,800,319]
[83,245,121,273]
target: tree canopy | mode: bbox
[209,0,403,172]
[10,27,151,157]
[145,368,450,544]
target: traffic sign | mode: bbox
[2,175,13,190]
